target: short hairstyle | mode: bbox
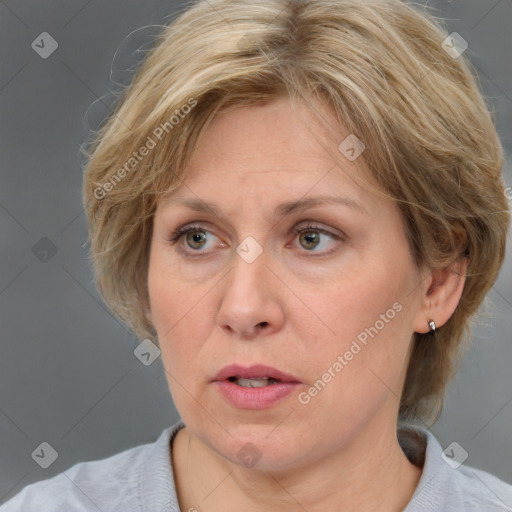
[81,0,510,425]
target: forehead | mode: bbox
[159,96,377,209]
[188,96,344,167]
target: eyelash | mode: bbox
[166,222,343,257]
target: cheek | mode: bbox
[149,276,210,421]
[147,248,194,331]
[147,253,202,367]
[306,262,415,386]
[297,299,412,443]
[315,270,404,345]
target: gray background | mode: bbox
[1,0,511,504]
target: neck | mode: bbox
[172,419,423,512]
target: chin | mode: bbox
[198,420,318,472]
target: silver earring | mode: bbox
[428,319,436,332]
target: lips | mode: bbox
[212,364,302,409]
[212,364,301,384]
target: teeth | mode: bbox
[232,377,279,388]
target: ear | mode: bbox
[412,257,468,334]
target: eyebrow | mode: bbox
[163,195,368,219]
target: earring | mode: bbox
[428,319,436,332]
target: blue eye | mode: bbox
[167,222,342,256]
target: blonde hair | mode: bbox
[82,0,509,425]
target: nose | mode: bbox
[216,245,285,340]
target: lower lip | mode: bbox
[214,380,301,409]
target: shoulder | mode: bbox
[449,463,512,511]
[0,425,177,512]
[399,424,512,512]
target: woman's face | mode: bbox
[147,96,429,471]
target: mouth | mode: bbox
[226,376,281,388]
[212,364,302,410]
[212,364,302,386]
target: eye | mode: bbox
[290,223,341,255]
[167,224,220,252]
[167,222,343,256]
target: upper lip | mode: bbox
[212,364,301,383]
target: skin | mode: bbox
[146,95,467,511]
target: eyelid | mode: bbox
[291,221,345,240]
[167,219,345,256]
[169,218,344,237]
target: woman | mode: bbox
[2,0,511,510]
